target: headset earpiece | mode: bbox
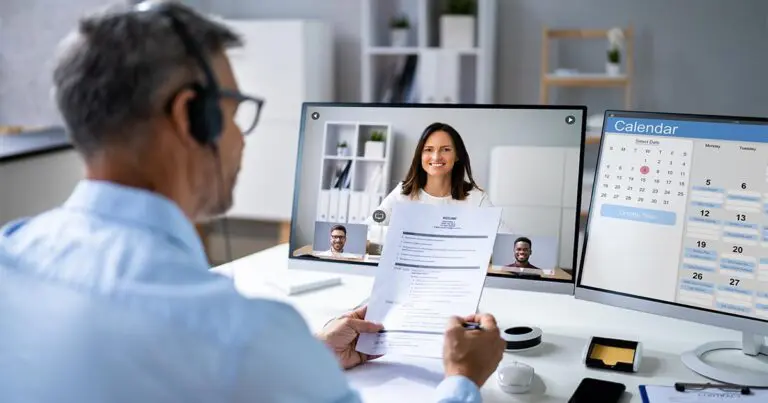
[135,2,223,147]
[186,83,222,146]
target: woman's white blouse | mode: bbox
[364,182,506,242]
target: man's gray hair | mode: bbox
[52,1,242,158]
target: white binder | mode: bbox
[338,189,350,222]
[316,190,330,221]
[328,189,340,222]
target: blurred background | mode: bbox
[1,0,766,265]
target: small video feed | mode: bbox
[489,234,562,279]
[310,221,367,260]
[289,104,584,280]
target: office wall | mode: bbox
[183,0,768,116]
[2,0,765,130]
[498,0,768,116]
[0,0,125,126]
[291,105,584,248]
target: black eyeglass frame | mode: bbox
[142,1,264,137]
[219,89,264,135]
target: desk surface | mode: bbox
[215,243,759,402]
[0,127,72,162]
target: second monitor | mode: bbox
[288,103,587,293]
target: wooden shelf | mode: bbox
[539,26,633,108]
[544,73,629,87]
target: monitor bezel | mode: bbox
[575,109,768,335]
[288,102,588,295]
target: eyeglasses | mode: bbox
[163,86,264,136]
[220,89,264,135]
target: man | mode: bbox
[317,224,356,258]
[0,2,505,402]
[504,237,540,269]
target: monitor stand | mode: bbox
[681,332,768,387]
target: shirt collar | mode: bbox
[63,180,208,265]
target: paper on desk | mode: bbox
[356,203,501,358]
[640,385,768,402]
[346,355,445,403]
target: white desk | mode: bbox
[215,243,757,402]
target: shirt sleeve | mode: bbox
[231,299,484,403]
[232,299,364,403]
[434,375,482,402]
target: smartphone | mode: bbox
[568,377,626,403]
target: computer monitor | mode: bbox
[577,110,768,386]
[288,103,587,295]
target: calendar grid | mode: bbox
[673,138,768,317]
[582,113,768,326]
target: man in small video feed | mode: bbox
[317,224,348,258]
[505,237,540,269]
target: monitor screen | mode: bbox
[289,103,586,283]
[579,110,768,326]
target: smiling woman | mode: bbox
[363,122,496,243]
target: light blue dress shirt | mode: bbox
[0,180,481,403]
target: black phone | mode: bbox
[568,377,626,403]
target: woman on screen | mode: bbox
[365,122,497,247]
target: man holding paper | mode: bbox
[357,203,506,362]
[0,2,505,402]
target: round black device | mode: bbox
[502,326,543,351]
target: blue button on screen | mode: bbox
[600,204,677,226]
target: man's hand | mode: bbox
[442,313,505,387]
[317,305,384,370]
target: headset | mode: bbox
[136,1,223,147]
[134,1,235,263]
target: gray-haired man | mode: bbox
[0,1,505,402]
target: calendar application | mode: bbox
[581,114,768,322]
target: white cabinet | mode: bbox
[227,119,301,221]
[222,19,334,222]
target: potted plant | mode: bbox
[440,0,476,48]
[364,131,385,158]
[389,15,410,47]
[336,141,348,156]
[606,27,624,76]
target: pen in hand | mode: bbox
[462,322,482,330]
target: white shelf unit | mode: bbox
[361,0,497,104]
[316,121,395,225]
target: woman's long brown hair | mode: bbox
[401,122,481,200]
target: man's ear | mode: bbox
[167,88,200,149]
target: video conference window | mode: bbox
[290,105,584,281]
[311,222,367,259]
